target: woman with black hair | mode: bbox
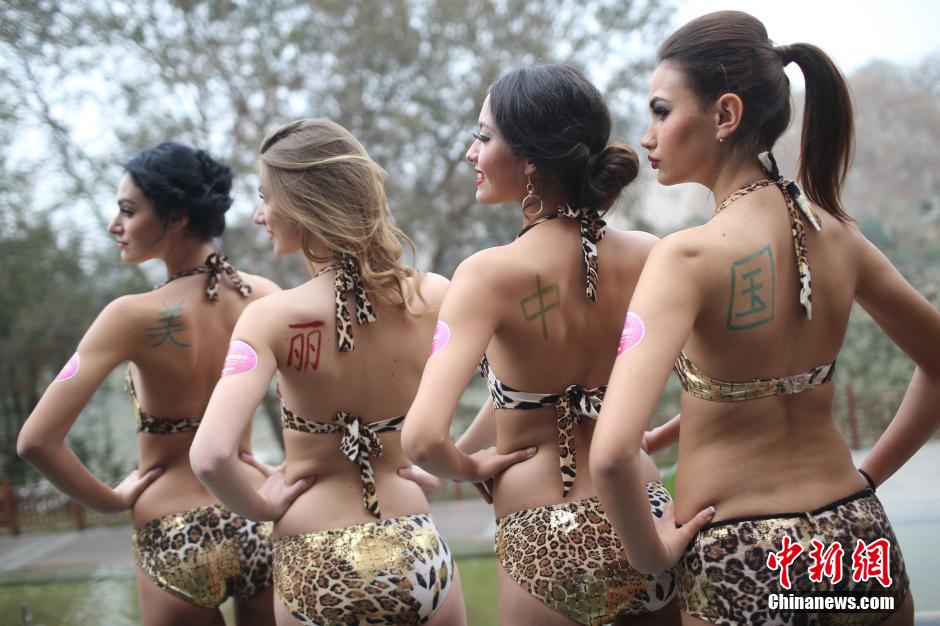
[18,142,281,626]
[591,11,938,625]
[403,65,679,625]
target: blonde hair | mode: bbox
[260,118,422,312]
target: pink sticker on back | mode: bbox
[429,321,451,356]
[55,353,80,381]
[617,312,646,356]
[221,341,258,377]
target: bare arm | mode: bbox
[402,253,536,481]
[590,237,714,573]
[643,413,680,454]
[853,234,940,486]
[190,303,312,520]
[17,299,161,513]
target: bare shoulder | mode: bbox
[646,226,712,274]
[237,271,281,299]
[453,245,516,284]
[414,271,450,310]
[603,227,660,266]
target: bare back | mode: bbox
[482,218,662,516]
[257,271,448,535]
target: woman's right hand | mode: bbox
[464,446,537,484]
[256,471,316,521]
[112,466,164,511]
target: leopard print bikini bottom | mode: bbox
[677,488,909,625]
[132,504,274,608]
[495,482,677,626]
[274,513,454,625]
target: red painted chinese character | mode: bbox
[766,535,805,590]
[808,539,845,584]
[287,321,325,372]
[851,538,892,588]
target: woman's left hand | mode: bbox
[397,465,442,490]
[639,500,715,573]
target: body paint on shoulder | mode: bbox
[55,352,80,381]
[222,340,258,377]
[520,274,561,340]
[287,321,325,371]
[429,320,451,356]
[617,312,646,356]
[146,301,190,348]
[727,245,775,331]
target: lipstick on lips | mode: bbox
[648,156,659,169]
[475,169,485,187]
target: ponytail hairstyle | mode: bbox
[259,118,421,312]
[124,142,234,240]
[658,10,854,220]
[488,64,639,215]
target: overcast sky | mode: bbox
[672,0,939,75]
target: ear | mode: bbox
[524,161,537,177]
[714,93,744,142]
[165,212,189,234]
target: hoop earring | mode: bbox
[521,176,544,218]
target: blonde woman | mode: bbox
[18,142,280,626]
[191,118,470,625]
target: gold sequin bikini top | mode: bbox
[480,355,604,498]
[674,153,836,402]
[280,404,405,518]
[130,252,252,434]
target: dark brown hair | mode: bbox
[488,64,638,214]
[659,11,854,220]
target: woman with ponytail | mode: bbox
[403,64,679,625]
[592,11,937,624]
[190,118,468,625]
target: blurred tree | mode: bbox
[1,0,672,279]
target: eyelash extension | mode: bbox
[472,131,491,143]
[653,107,669,120]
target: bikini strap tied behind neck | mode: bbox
[155,251,252,301]
[558,204,606,302]
[757,151,819,320]
[333,253,377,352]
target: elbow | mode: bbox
[189,444,230,485]
[16,429,48,465]
[590,442,639,487]
[401,425,448,466]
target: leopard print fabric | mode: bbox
[677,489,909,625]
[496,482,677,626]
[132,504,273,608]
[281,404,405,518]
[480,355,604,497]
[329,254,377,352]
[274,513,454,626]
[517,205,607,303]
[713,151,822,321]
[124,367,201,434]
[154,251,252,301]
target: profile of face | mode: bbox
[107,173,168,264]
[641,61,719,187]
[465,95,527,205]
[253,165,302,256]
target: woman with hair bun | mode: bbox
[592,10,937,625]
[18,142,281,625]
[403,64,679,625]
[190,118,469,626]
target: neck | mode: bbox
[163,239,215,278]
[520,184,574,229]
[706,155,767,210]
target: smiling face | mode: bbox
[465,95,527,205]
[254,164,302,256]
[107,173,167,263]
[641,61,720,187]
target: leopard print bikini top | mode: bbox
[314,254,377,352]
[674,152,836,402]
[476,206,608,497]
[280,404,404,518]
[129,252,252,434]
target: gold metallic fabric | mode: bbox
[673,351,835,402]
[132,504,273,608]
[274,513,453,625]
[495,484,676,625]
[678,489,909,625]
